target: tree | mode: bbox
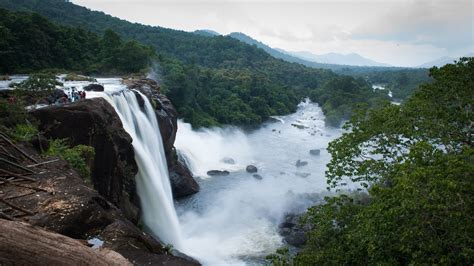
[295,58,474,265]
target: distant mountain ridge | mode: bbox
[289,51,391,67]
[228,32,390,67]
[418,53,474,68]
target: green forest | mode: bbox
[0,8,154,74]
[0,0,425,128]
[270,58,474,265]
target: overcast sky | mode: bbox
[71,0,473,67]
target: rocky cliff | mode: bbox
[31,98,141,222]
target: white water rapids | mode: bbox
[174,100,345,265]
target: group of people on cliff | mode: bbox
[48,87,86,105]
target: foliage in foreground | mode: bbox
[288,58,474,265]
[47,139,95,182]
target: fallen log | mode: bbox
[0,219,132,265]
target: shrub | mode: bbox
[47,139,95,182]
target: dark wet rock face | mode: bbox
[125,78,199,199]
[170,152,199,198]
[83,84,104,91]
[31,98,139,222]
[246,165,258,173]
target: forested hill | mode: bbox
[0,0,388,128]
[0,8,154,74]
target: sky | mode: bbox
[71,0,473,67]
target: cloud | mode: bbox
[72,0,473,66]
[351,0,473,49]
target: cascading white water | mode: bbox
[93,89,183,249]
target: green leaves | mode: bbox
[295,58,474,265]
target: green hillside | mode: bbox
[0,0,388,128]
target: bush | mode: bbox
[47,139,95,182]
[10,123,38,142]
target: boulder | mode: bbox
[83,84,104,92]
[296,160,308,167]
[207,170,230,176]
[222,157,235,165]
[169,152,199,198]
[246,165,258,173]
[309,149,321,156]
[253,174,263,180]
[30,98,139,222]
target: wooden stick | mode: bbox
[0,198,34,215]
[0,158,36,174]
[0,179,47,192]
[0,132,38,163]
[27,159,59,168]
[0,169,36,182]
[0,146,15,159]
[0,211,14,221]
[4,191,36,200]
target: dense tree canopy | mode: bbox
[0,8,154,74]
[292,58,474,264]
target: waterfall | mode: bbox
[96,89,183,249]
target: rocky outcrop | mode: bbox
[169,153,199,198]
[31,98,139,222]
[0,142,198,265]
[125,78,199,199]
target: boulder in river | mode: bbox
[222,157,235,165]
[207,170,230,176]
[246,165,258,173]
[253,174,263,180]
[309,149,321,156]
[83,83,104,91]
[169,152,200,198]
[296,160,308,167]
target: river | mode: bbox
[174,99,343,265]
